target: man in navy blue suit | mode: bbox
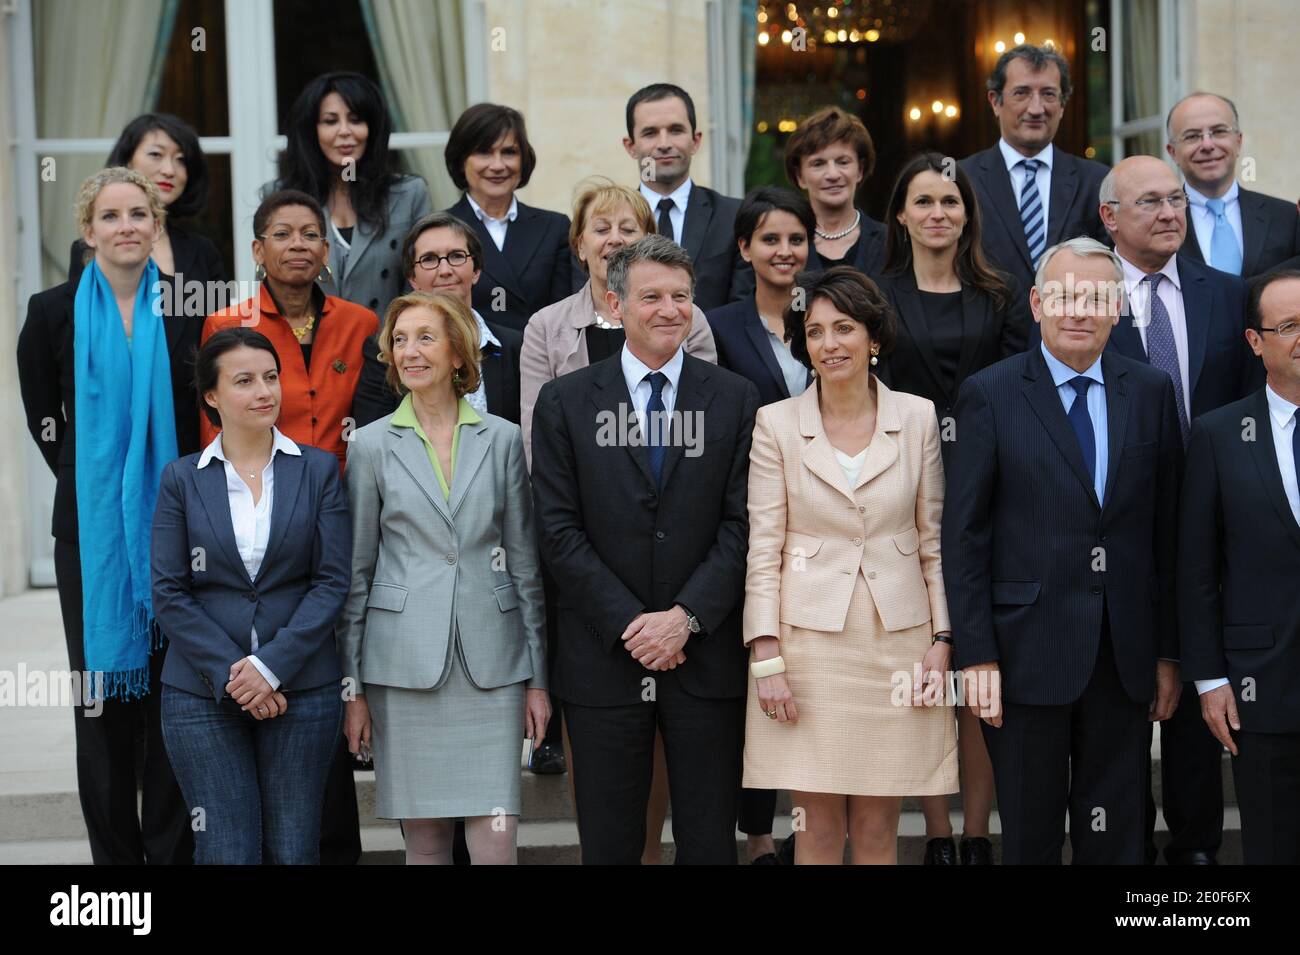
[1099,155,1252,865]
[943,237,1184,864]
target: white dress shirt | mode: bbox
[1185,181,1244,269]
[1196,385,1300,695]
[639,178,693,245]
[465,193,519,252]
[467,308,501,415]
[621,344,684,428]
[1119,253,1192,407]
[999,138,1054,236]
[196,427,303,691]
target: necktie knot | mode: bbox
[1206,197,1225,216]
[657,198,674,214]
[1068,375,1092,400]
[646,371,667,397]
[1021,158,1039,174]
[1143,272,1162,291]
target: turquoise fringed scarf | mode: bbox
[73,259,177,700]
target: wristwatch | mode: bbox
[680,606,702,634]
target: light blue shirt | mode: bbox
[1185,181,1243,270]
[639,178,692,245]
[1041,342,1108,505]
[1000,139,1053,237]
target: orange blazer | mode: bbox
[743,378,950,642]
[200,286,377,466]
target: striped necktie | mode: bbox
[1019,158,1046,266]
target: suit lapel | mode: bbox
[1046,151,1080,246]
[796,388,857,505]
[1100,355,1130,512]
[448,421,491,517]
[852,385,901,491]
[390,427,453,527]
[481,344,504,417]
[258,452,304,578]
[979,148,1033,273]
[1022,350,1098,506]
[953,285,992,389]
[681,185,713,260]
[452,196,527,304]
[892,274,951,403]
[659,358,715,490]
[1239,190,1270,278]
[1181,217,1207,265]
[741,302,791,399]
[1247,389,1300,545]
[501,202,543,287]
[340,217,378,284]
[192,462,253,587]
[589,356,657,490]
[1177,258,1210,399]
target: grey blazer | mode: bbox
[337,409,546,692]
[260,174,433,317]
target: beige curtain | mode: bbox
[34,0,174,287]
[1122,0,1161,126]
[361,0,470,208]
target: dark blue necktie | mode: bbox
[645,372,667,487]
[1293,410,1299,512]
[1067,376,1096,491]
[1019,158,1046,265]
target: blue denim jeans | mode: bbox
[161,682,343,864]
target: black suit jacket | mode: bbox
[874,271,1030,423]
[1180,187,1300,279]
[707,296,808,406]
[1106,255,1254,419]
[350,318,523,427]
[960,145,1109,293]
[943,347,1183,705]
[666,184,747,312]
[17,279,204,544]
[448,195,573,333]
[531,353,759,706]
[1178,388,1300,733]
[69,224,228,292]
[801,209,888,279]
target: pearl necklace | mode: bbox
[815,210,861,241]
[593,312,623,331]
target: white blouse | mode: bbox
[834,446,869,487]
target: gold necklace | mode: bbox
[288,312,316,342]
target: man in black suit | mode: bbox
[1166,93,1300,279]
[623,83,752,310]
[352,212,523,428]
[1099,155,1252,864]
[944,237,1183,864]
[960,45,1109,296]
[1179,270,1300,864]
[532,235,759,864]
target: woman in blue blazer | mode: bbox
[151,328,352,864]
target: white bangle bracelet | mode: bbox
[750,656,786,678]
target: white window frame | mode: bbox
[1110,0,1186,161]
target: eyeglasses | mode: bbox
[1006,87,1060,104]
[1105,194,1189,214]
[258,229,325,244]
[1258,320,1300,338]
[415,251,471,270]
[1175,126,1239,146]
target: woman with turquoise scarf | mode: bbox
[18,167,203,865]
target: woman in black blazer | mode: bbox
[19,167,204,865]
[444,103,572,333]
[68,114,226,291]
[874,151,1028,867]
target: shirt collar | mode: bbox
[622,343,685,396]
[471,308,500,350]
[640,177,693,216]
[1265,384,1300,429]
[1185,180,1240,209]
[1118,251,1181,292]
[1040,341,1104,389]
[999,139,1054,172]
[465,193,519,225]
[197,427,301,469]
[390,392,483,430]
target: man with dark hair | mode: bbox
[960,44,1109,296]
[1179,270,1300,864]
[1165,92,1300,278]
[532,234,759,863]
[622,84,751,310]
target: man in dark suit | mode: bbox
[532,235,759,864]
[1179,270,1300,864]
[1166,93,1300,279]
[944,237,1184,864]
[352,212,522,428]
[960,44,1109,296]
[1099,155,1252,864]
[623,83,752,311]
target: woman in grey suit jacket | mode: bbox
[339,290,549,865]
[269,72,433,317]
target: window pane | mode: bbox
[156,0,230,137]
[1123,129,1163,160]
[273,0,379,134]
[1121,0,1161,123]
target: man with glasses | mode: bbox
[960,44,1110,297]
[1100,154,1253,866]
[1166,92,1300,279]
[1178,270,1300,864]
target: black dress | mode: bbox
[584,324,626,364]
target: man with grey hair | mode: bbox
[960,44,1110,296]
[1165,91,1300,278]
[943,236,1184,864]
[531,235,760,863]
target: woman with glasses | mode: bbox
[199,190,378,467]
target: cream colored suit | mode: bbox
[742,379,958,796]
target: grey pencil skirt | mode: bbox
[366,641,525,820]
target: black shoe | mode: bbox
[959,836,993,865]
[750,852,780,865]
[1166,848,1218,865]
[528,741,567,775]
[777,832,796,865]
[924,837,958,865]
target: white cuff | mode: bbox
[1195,677,1230,695]
[248,655,281,691]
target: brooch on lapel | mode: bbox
[332,359,347,374]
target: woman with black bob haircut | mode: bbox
[445,102,572,332]
[69,113,227,288]
[152,326,351,864]
[271,71,432,317]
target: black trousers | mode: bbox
[1144,680,1224,859]
[564,673,744,864]
[1233,729,1300,864]
[982,630,1149,864]
[738,787,777,837]
[54,540,192,865]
